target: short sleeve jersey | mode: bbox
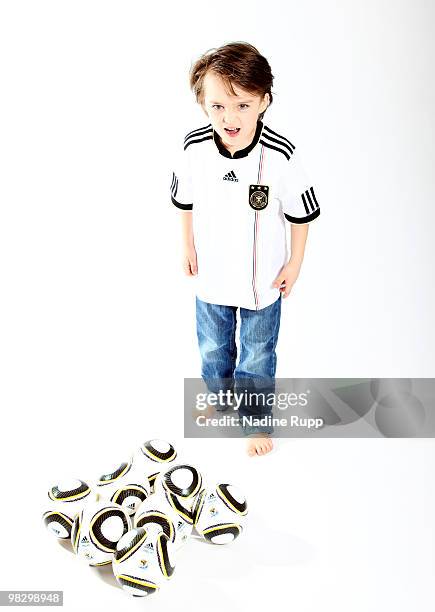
[170,118,320,311]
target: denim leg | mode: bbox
[195,296,237,397]
[234,295,282,435]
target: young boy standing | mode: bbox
[170,42,321,457]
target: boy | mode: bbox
[170,42,320,457]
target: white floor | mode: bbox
[7,436,435,611]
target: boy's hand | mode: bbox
[272,260,301,298]
[182,244,198,276]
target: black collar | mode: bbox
[213,120,264,159]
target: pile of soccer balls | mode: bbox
[42,439,248,597]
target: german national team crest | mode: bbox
[249,185,269,210]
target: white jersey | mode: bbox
[170,119,320,311]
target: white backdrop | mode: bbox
[0,1,434,611]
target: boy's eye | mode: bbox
[211,104,250,110]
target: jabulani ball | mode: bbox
[42,479,96,540]
[192,484,248,545]
[112,525,175,597]
[71,500,131,566]
[96,460,150,516]
[134,489,193,551]
[132,439,177,493]
[153,463,202,509]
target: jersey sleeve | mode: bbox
[170,142,193,210]
[280,147,320,224]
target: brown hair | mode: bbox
[189,42,274,121]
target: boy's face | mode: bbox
[201,71,269,152]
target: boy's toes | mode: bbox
[246,435,274,456]
[247,441,257,456]
[257,439,273,455]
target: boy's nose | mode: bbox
[223,113,238,126]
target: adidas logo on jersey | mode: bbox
[127,503,135,509]
[145,542,154,550]
[223,171,238,182]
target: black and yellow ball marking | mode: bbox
[117,574,158,595]
[192,490,206,526]
[48,480,91,503]
[90,560,111,566]
[162,465,202,499]
[141,441,177,463]
[111,485,148,507]
[90,507,129,553]
[148,473,159,493]
[166,491,193,525]
[216,484,248,516]
[114,528,148,563]
[156,532,174,578]
[98,462,131,485]
[43,511,73,539]
[202,523,242,543]
[135,511,175,542]
[71,511,82,552]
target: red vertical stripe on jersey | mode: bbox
[252,146,265,310]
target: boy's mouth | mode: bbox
[224,127,240,137]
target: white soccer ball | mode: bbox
[96,460,150,516]
[112,525,175,597]
[71,500,132,566]
[132,439,177,493]
[42,479,97,540]
[192,484,248,545]
[153,463,202,510]
[134,490,193,551]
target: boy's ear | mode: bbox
[261,93,270,113]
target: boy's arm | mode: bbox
[274,144,320,297]
[170,138,197,276]
[289,222,309,269]
[272,223,308,297]
[181,210,194,246]
[180,211,197,276]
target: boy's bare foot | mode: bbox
[191,403,217,420]
[246,434,273,456]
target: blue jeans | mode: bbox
[195,295,281,436]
